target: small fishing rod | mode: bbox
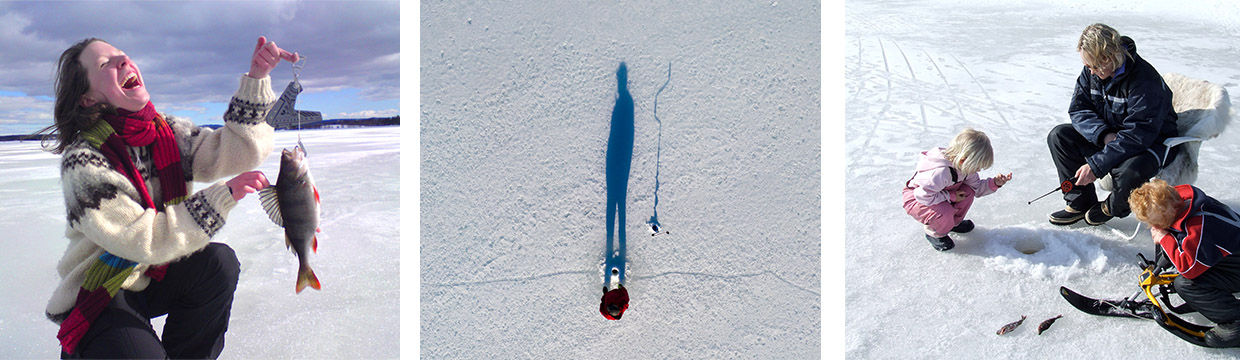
[1028,177,1078,205]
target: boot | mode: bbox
[925,234,955,251]
[1085,201,1114,226]
[1206,321,1240,348]
[951,220,975,233]
[1049,206,1086,225]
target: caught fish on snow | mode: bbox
[996,315,1026,335]
[259,139,322,293]
[1037,315,1063,335]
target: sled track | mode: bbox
[858,37,894,155]
[891,40,928,132]
[951,53,1010,127]
[925,50,968,123]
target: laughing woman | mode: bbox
[43,37,297,359]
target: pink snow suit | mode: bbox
[902,147,1000,237]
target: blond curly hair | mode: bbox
[1129,179,1185,229]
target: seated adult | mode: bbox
[1047,23,1179,226]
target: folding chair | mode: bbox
[1098,73,1232,239]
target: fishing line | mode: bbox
[648,62,670,236]
[292,56,308,143]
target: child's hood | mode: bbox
[916,147,954,172]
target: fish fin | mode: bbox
[296,266,321,294]
[313,235,318,253]
[313,185,320,204]
[258,187,283,227]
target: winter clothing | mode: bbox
[1049,123,1164,218]
[1084,201,1114,226]
[924,234,954,252]
[1049,207,1087,225]
[1050,36,1178,218]
[950,219,975,233]
[1155,185,1240,328]
[1158,185,1240,279]
[600,286,630,320]
[61,243,240,359]
[96,101,187,209]
[47,74,275,355]
[1206,320,1240,348]
[902,147,1000,238]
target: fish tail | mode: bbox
[296,264,321,293]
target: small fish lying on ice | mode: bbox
[259,139,322,293]
[996,315,1026,335]
[1037,315,1063,335]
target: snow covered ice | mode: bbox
[848,0,1240,358]
[0,127,398,359]
[422,1,820,358]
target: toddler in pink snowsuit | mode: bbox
[902,128,1012,251]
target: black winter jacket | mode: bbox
[1069,36,1178,176]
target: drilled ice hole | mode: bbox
[1013,236,1045,255]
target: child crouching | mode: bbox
[902,128,1013,251]
[1129,179,1240,347]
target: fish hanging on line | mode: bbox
[996,315,1027,335]
[259,138,322,293]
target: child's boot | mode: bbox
[951,220,975,233]
[925,234,955,251]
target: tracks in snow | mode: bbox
[846,36,1016,167]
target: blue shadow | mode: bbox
[605,62,634,287]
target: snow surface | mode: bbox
[0,126,399,359]
[848,0,1240,358]
[421,1,821,358]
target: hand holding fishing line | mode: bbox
[248,36,300,79]
[226,170,272,201]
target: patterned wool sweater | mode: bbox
[46,75,277,323]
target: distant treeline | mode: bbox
[4,116,400,141]
[275,115,400,130]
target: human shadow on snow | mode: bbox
[605,62,633,286]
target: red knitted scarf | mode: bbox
[98,101,187,210]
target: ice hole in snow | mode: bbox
[1013,237,1045,255]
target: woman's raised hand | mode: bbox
[248,36,299,79]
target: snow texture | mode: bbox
[848,0,1240,358]
[421,1,821,358]
[0,127,398,358]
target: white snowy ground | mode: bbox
[847,0,1240,358]
[0,126,399,359]
[421,1,820,358]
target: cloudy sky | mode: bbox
[0,0,399,135]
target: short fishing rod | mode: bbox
[1028,177,1078,205]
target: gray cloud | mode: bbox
[0,0,398,127]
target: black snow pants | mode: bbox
[1047,123,1167,217]
[1175,255,1240,325]
[61,243,240,359]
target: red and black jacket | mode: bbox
[1160,185,1240,279]
[600,287,629,320]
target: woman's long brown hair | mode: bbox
[39,38,117,154]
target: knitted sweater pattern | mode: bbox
[46,75,277,325]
